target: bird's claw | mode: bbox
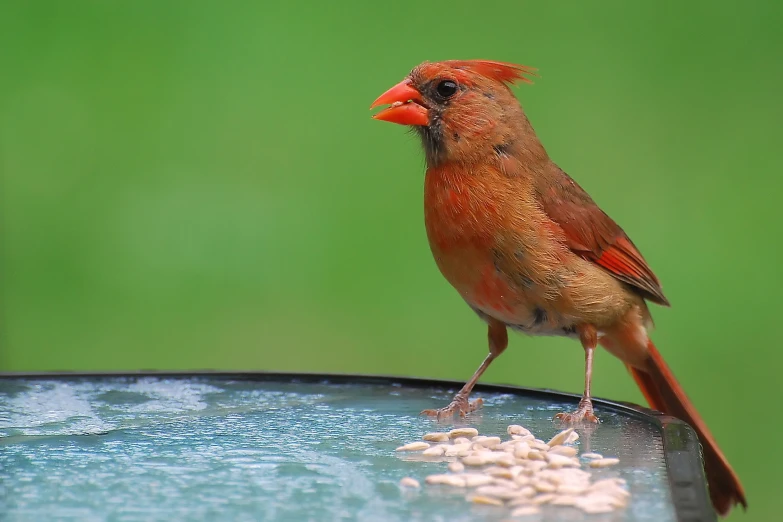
[421,396,483,420]
[555,398,599,424]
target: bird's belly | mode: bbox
[430,243,579,337]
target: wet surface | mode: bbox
[0,377,675,521]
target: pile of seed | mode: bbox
[396,425,627,517]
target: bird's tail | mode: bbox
[627,339,747,516]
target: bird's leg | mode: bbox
[422,320,508,420]
[556,324,600,423]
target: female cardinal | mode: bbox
[370,60,746,515]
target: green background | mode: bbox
[1,1,780,520]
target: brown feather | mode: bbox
[536,166,670,306]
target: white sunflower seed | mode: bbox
[399,477,420,488]
[422,445,445,457]
[547,428,574,447]
[507,425,532,437]
[589,457,620,468]
[548,445,578,457]
[467,495,504,506]
[475,485,522,500]
[462,454,489,466]
[581,452,603,460]
[532,493,556,504]
[530,441,550,452]
[532,479,557,493]
[449,427,479,438]
[510,505,541,517]
[425,474,466,487]
[396,441,430,452]
[463,474,495,487]
[484,466,513,479]
[448,461,465,473]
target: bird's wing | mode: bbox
[536,167,669,306]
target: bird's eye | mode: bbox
[436,80,458,99]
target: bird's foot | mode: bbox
[421,394,483,420]
[555,398,599,424]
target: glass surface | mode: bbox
[0,377,676,521]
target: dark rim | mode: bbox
[0,370,715,522]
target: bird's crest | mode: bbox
[443,60,537,86]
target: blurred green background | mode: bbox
[1,1,780,519]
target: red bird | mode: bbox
[370,59,746,515]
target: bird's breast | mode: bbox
[423,165,552,327]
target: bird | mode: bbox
[369,59,746,516]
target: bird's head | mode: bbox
[370,60,537,167]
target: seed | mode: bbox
[547,454,579,468]
[474,436,502,448]
[475,485,522,500]
[532,479,556,493]
[523,460,547,473]
[514,442,531,459]
[425,474,466,487]
[508,496,532,507]
[467,495,503,506]
[532,493,556,505]
[510,505,541,517]
[450,427,479,438]
[425,473,449,484]
[536,470,563,484]
[423,432,450,442]
[581,452,603,460]
[396,441,430,452]
[448,461,465,473]
[399,477,420,488]
[547,428,574,447]
[485,466,513,479]
[589,457,620,468]
[493,453,516,467]
[462,454,488,466]
[517,486,537,497]
[422,445,445,457]
[491,478,518,489]
[557,484,587,495]
[453,437,471,445]
[514,475,531,487]
[463,474,494,487]
[548,445,578,457]
[444,443,472,456]
[527,450,545,461]
[566,430,579,444]
[507,425,531,437]
[551,495,578,506]
[530,442,550,452]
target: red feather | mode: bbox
[442,60,537,86]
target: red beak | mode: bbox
[370,79,429,126]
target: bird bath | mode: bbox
[0,372,715,521]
